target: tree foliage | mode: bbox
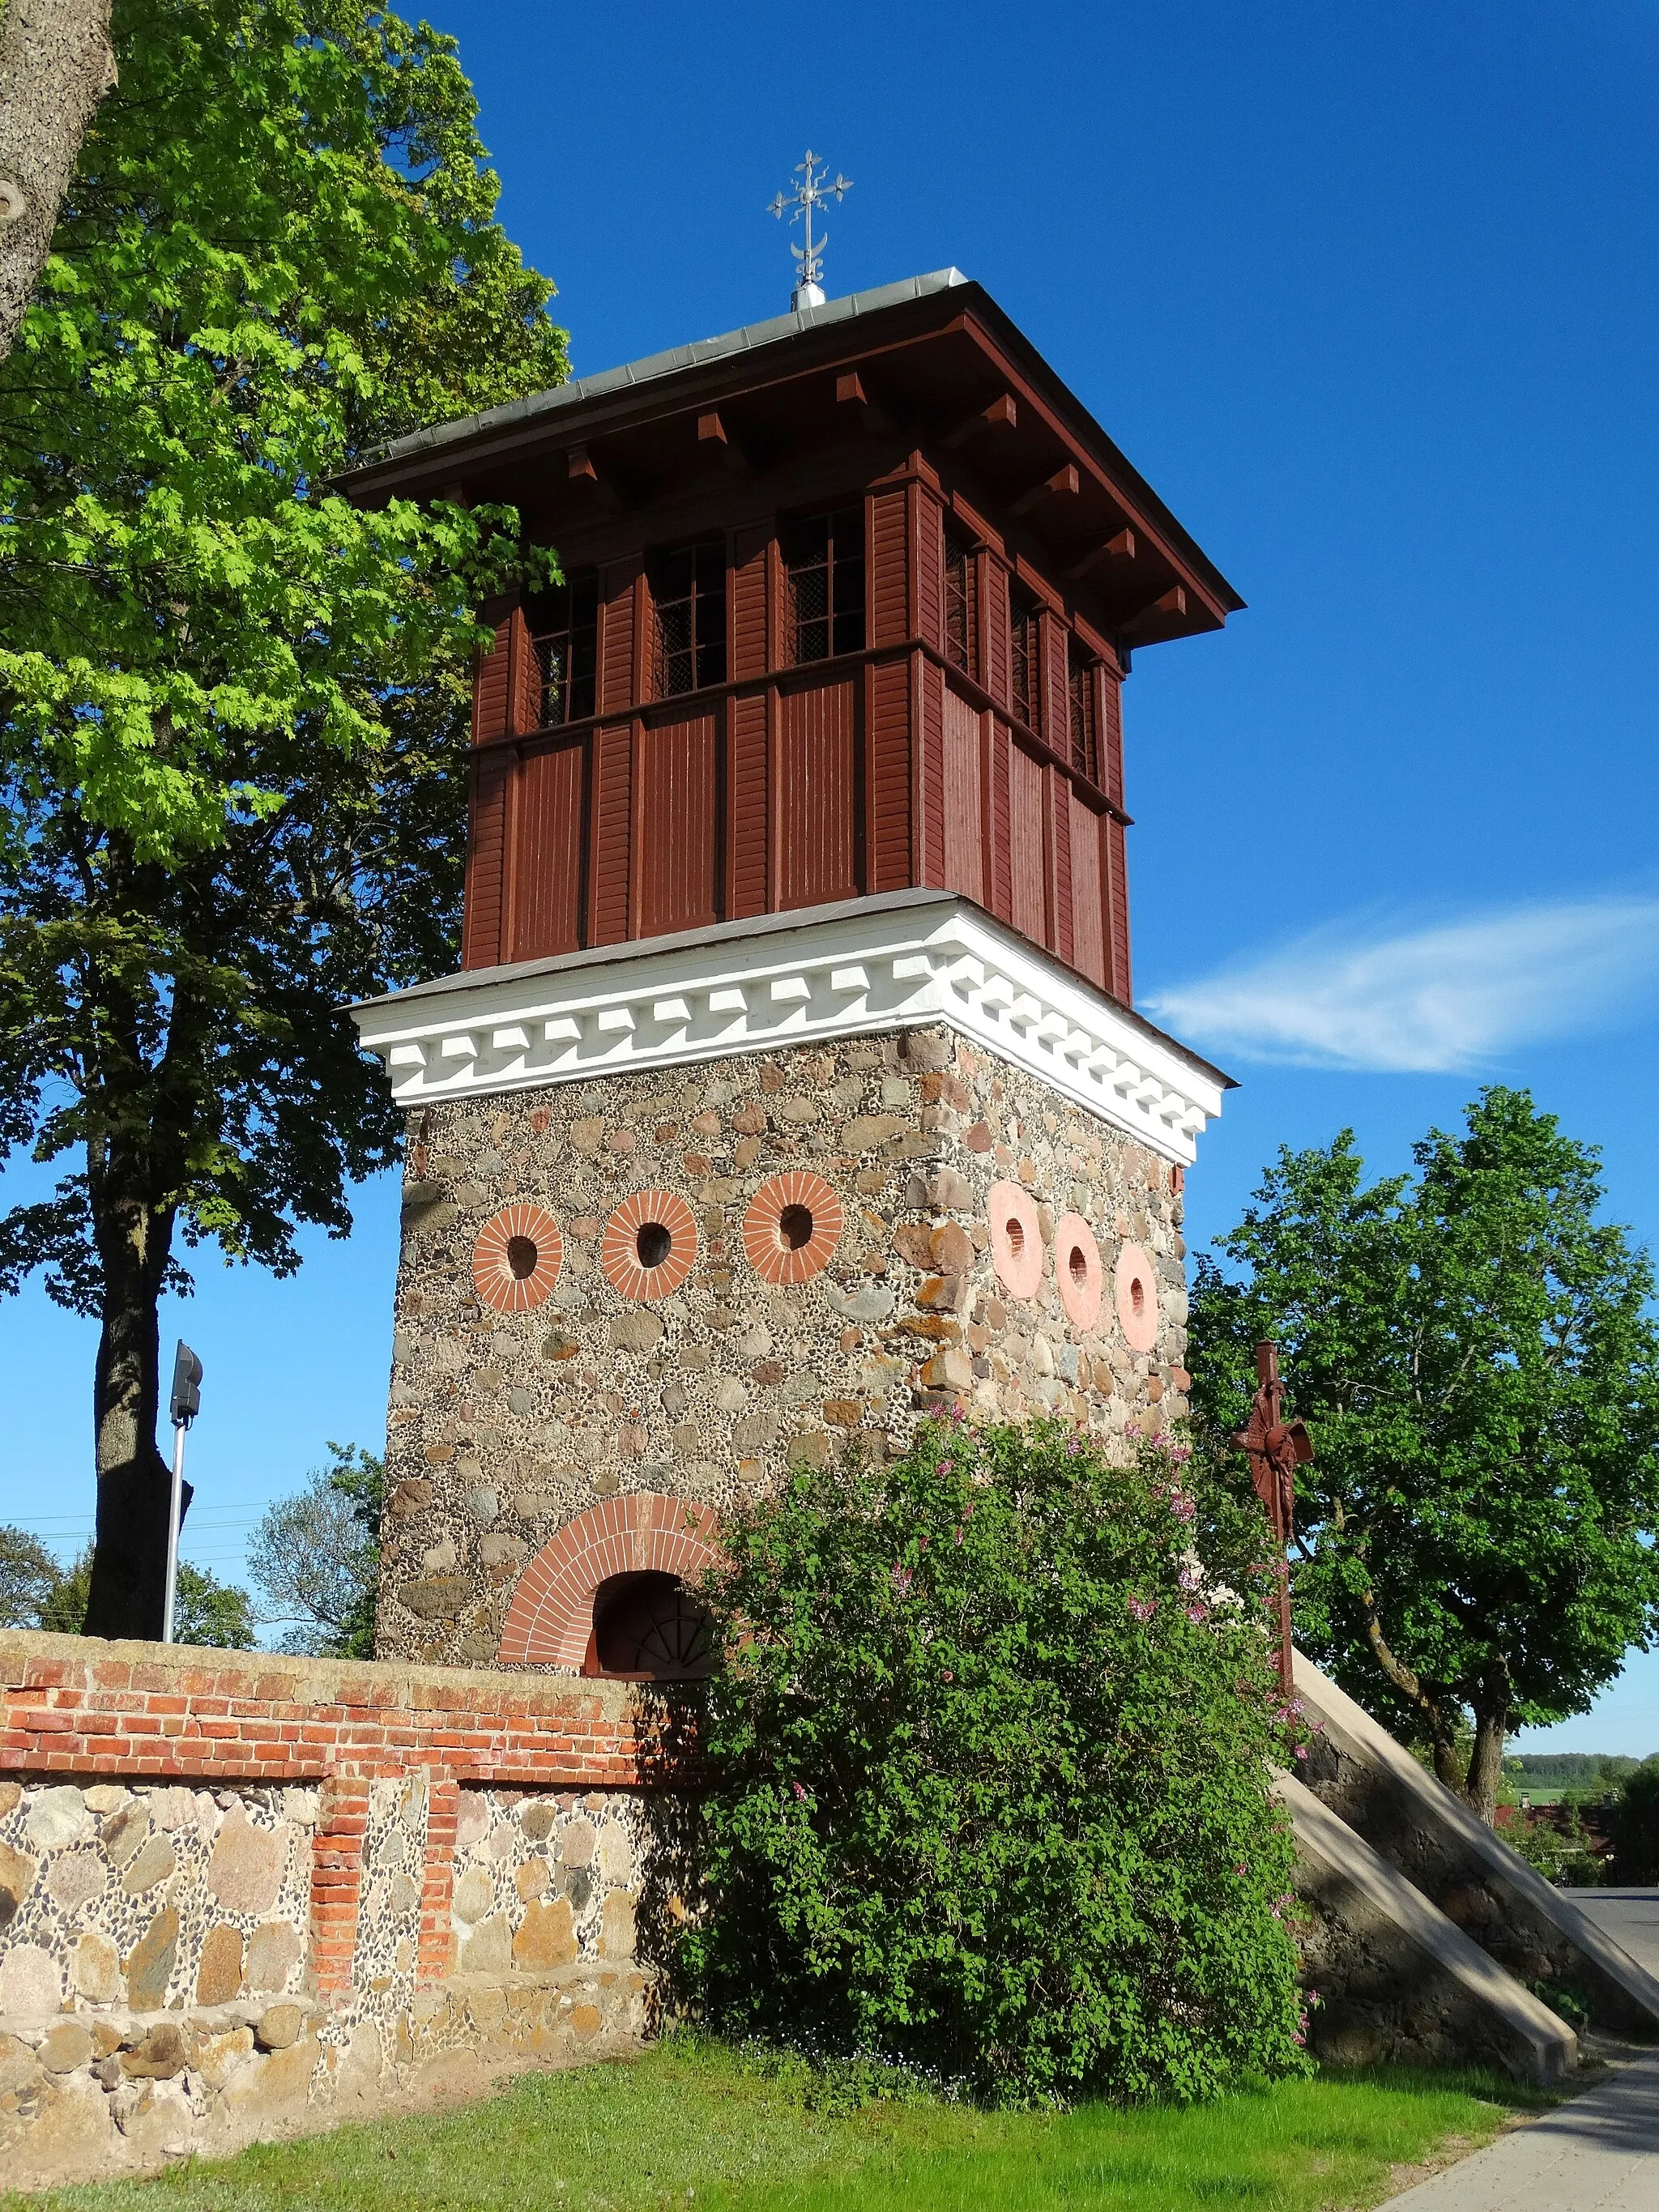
[0,1522,66,1627]
[247,1440,382,1656]
[0,0,565,1632]
[675,1419,1309,2108]
[36,1543,254,1645]
[1188,1088,1659,1822]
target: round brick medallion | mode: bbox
[1115,1240,1160,1353]
[472,1202,564,1316]
[600,1188,698,1302]
[740,1170,845,1285]
[988,1179,1044,1301]
[1054,1213,1104,1332]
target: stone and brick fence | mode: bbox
[0,1632,670,2185]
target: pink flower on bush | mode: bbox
[1128,1594,1156,1622]
[1178,1562,1202,1592]
[890,1565,913,1597]
[792,1782,808,1801]
[1184,1601,1209,1623]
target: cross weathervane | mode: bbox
[768,150,852,311]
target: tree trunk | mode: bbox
[0,0,117,362]
[1465,1685,1509,1826]
[81,1136,188,1640]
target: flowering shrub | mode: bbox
[673,1418,1310,2105]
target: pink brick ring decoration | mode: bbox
[1054,1213,1104,1332]
[472,1202,564,1315]
[1115,1241,1160,1353]
[988,1179,1044,1301]
[741,1170,845,1285]
[600,1187,698,1301]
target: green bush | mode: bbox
[1609,1763,1659,1883]
[674,1417,1310,2107]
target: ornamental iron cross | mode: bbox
[767,150,852,310]
[1231,1340,1314,1694]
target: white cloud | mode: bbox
[1142,898,1659,1072]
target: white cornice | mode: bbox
[350,894,1230,1166]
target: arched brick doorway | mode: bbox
[496,1493,721,1669]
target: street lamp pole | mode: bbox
[163,1341,203,1644]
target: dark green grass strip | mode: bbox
[8,2043,1555,2212]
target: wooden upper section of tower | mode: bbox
[346,271,1243,1009]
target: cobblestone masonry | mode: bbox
[383,1023,1190,1666]
[0,1636,659,2184]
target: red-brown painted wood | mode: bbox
[589,723,633,946]
[729,691,769,918]
[1069,790,1107,991]
[942,684,985,905]
[1009,739,1047,948]
[462,750,510,968]
[638,711,719,937]
[511,739,585,960]
[777,678,858,910]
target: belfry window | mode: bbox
[527,569,599,727]
[649,539,727,698]
[944,524,977,677]
[783,506,864,664]
[1010,590,1041,735]
[1068,637,1098,782]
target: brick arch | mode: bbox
[497,1494,722,1668]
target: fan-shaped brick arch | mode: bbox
[497,1493,722,1668]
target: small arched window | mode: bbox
[583,1571,716,1681]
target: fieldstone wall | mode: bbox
[384,1021,1190,1666]
[0,1636,663,2187]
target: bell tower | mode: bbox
[348,269,1239,1670]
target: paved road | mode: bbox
[1563,1889,1659,1980]
[1379,1890,1659,2210]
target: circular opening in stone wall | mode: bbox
[1115,1241,1161,1353]
[601,1191,698,1302]
[1054,1213,1103,1335]
[741,1172,843,1286]
[473,1204,564,1316]
[1130,1275,1145,1316]
[635,1220,672,1271]
[1069,1243,1089,1287]
[988,1181,1043,1302]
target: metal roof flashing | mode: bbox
[364,270,970,471]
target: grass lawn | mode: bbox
[3,2037,1559,2212]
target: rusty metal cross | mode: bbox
[1230,1340,1314,1695]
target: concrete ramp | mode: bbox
[1282,1771,1577,2083]
[1294,1649,1659,2037]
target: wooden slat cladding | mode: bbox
[1100,662,1125,810]
[506,606,541,737]
[1069,791,1107,991]
[638,711,719,938]
[1009,739,1047,948]
[987,717,1013,923]
[869,490,907,646]
[462,750,510,968]
[1047,765,1074,969]
[942,684,985,905]
[731,526,769,682]
[589,723,633,945]
[1107,817,1132,1004]
[729,691,769,917]
[868,655,911,891]
[1040,609,1069,761]
[600,560,639,716]
[983,559,1010,710]
[913,485,943,655]
[777,679,858,910]
[918,654,946,886]
[511,739,585,961]
[471,617,512,747]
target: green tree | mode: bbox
[0,0,566,1635]
[247,1440,382,1656]
[0,1523,67,1626]
[1188,1088,1659,1823]
[676,1420,1307,2107]
[37,1544,254,1645]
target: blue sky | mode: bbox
[6,1,1659,1750]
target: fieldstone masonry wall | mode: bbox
[384,1021,1189,1666]
[0,1636,659,2185]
